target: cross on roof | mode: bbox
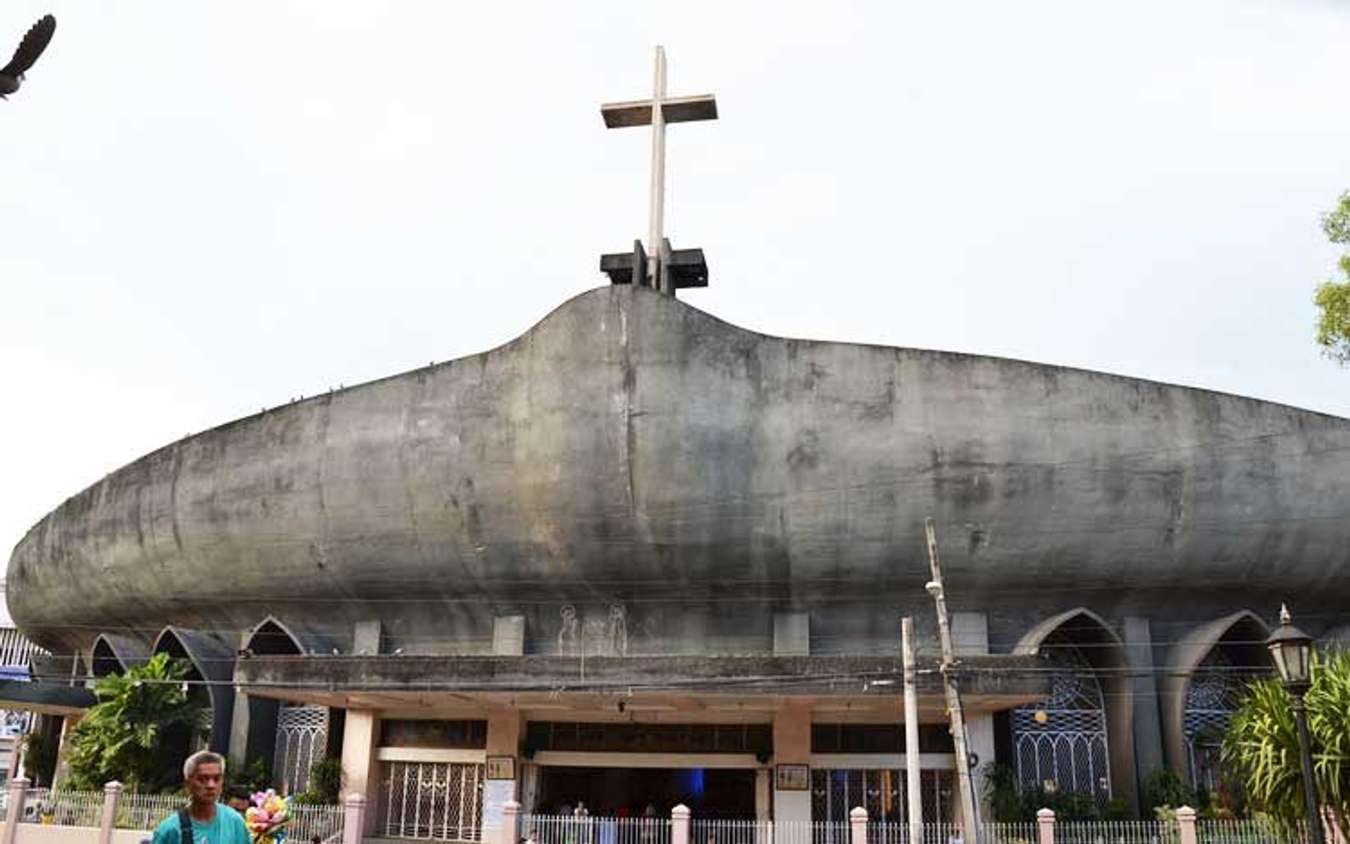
[599,47,718,296]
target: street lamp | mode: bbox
[1266,604,1322,844]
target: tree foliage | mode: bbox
[1313,191,1350,363]
[1222,649,1350,835]
[65,653,209,792]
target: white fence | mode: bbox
[1,780,343,844]
[524,815,672,844]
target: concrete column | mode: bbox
[671,805,690,844]
[99,781,123,844]
[1176,807,1197,844]
[342,792,367,844]
[340,710,380,835]
[755,768,771,821]
[952,612,994,822]
[52,712,83,788]
[228,691,251,769]
[483,711,524,841]
[1124,618,1165,789]
[500,801,521,844]
[1036,808,1055,844]
[849,807,868,844]
[773,703,811,823]
[3,778,29,844]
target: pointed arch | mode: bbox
[1013,608,1137,812]
[91,633,150,678]
[242,615,331,657]
[1161,610,1270,786]
[151,627,237,755]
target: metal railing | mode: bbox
[1054,821,1173,844]
[4,787,342,841]
[115,792,185,831]
[290,802,346,844]
[524,814,672,844]
[1195,819,1292,844]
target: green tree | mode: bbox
[1313,191,1350,363]
[65,653,209,791]
[1221,649,1350,835]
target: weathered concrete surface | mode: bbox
[8,285,1350,653]
[233,653,1048,701]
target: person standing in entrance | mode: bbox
[152,751,250,844]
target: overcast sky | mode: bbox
[4,0,1350,612]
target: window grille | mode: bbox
[380,761,484,842]
[1184,650,1244,794]
[274,705,329,795]
[1011,647,1111,803]
[811,769,954,824]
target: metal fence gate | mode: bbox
[274,705,329,795]
[380,761,484,842]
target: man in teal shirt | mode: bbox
[152,751,251,844]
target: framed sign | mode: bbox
[775,764,810,791]
[486,755,516,780]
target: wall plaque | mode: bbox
[486,755,516,780]
[775,764,809,791]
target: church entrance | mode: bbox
[537,767,757,819]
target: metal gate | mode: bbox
[274,705,329,795]
[380,761,484,841]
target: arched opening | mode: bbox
[1161,611,1269,796]
[151,628,236,766]
[241,617,330,795]
[90,639,123,678]
[1013,609,1136,811]
[90,633,149,679]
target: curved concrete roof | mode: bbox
[9,285,1350,650]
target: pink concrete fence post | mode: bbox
[849,807,868,844]
[500,801,521,844]
[100,781,123,844]
[1175,806,1197,844]
[343,792,367,844]
[3,778,30,844]
[671,805,691,844]
[1036,808,1055,844]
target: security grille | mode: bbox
[811,769,954,824]
[380,761,484,842]
[1184,650,1243,794]
[1012,647,1110,803]
[274,705,328,795]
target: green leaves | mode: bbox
[1221,649,1350,836]
[1314,191,1350,364]
[65,653,209,792]
[1322,192,1350,245]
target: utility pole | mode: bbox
[901,617,924,844]
[924,517,980,840]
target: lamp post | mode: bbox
[1266,604,1322,844]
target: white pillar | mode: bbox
[500,801,521,844]
[343,793,367,844]
[671,805,691,844]
[99,781,122,844]
[1176,807,1197,844]
[340,710,380,836]
[1036,809,1055,844]
[772,704,812,823]
[483,711,523,843]
[3,778,29,844]
[849,807,868,844]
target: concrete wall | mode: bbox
[10,285,1350,657]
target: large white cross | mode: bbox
[601,47,717,294]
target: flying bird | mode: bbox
[0,14,56,100]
